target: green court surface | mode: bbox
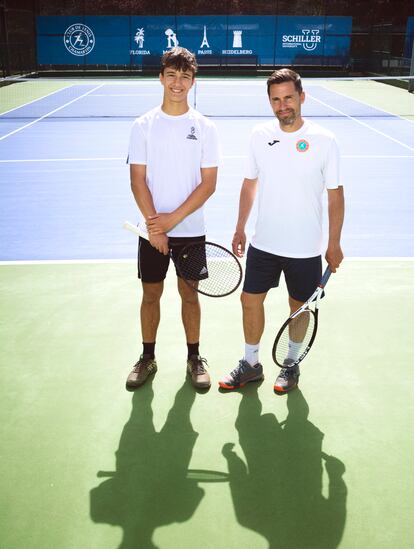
[0,81,73,113]
[318,78,414,121]
[1,260,414,549]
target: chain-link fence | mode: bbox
[0,0,412,77]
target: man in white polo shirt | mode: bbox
[126,47,219,391]
[219,68,344,394]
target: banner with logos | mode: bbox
[37,15,352,66]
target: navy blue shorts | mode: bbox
[243,245,322,302]
[137,235,206,283]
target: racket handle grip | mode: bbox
[320,266,332,288]
[123,221,140,236]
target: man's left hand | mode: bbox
[146,213,178,235]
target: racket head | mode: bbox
[272,308,318,368]
[176,241,242,297]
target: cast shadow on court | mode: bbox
[89,380,204,549]
[222,386,347,549]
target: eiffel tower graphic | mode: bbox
[200,25,210,48]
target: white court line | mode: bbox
[343,257,414,261]
[195,92,266,96]
[307,93,414,152]
[1,154,413,164]
[0,157,125,163]
[222,154,414,159]
[0,83,105,142]
[1,257,413,266]
[91,93,160,97]
[196,81,264,86]
[0,259,136,265]
[341,154,414,158]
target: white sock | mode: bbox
[244,343,260,366]
[287,339,302,361]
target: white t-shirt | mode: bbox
[246,118,340,258]
[127,106,219,238]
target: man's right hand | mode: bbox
[232,229,246,258]
[149,233,169,255]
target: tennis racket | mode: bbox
[123,221,242,297]
[97,469,229,482]
[272,267,332,368]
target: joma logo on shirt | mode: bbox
[186,127,198,140]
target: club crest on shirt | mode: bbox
[186,127,198,140]
[296,139,309,152]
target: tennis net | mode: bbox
[1,76,413,119]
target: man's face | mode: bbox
[159,67,194,102]
[268,81,305,129]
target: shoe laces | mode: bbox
[230,360,248,382]
[134,355,153,372]
[278,367,296,380]
[189,356,208,375]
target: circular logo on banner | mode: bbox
[296,139,309,152]
[64,24,95,56]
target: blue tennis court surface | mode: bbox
[2,77,414,549]
[1,78,414,261]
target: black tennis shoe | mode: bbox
[219,359,264,390]
[274,363,300,394]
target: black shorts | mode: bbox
[137,235,206,283]
[243,245,322,302]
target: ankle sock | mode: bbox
[187,342,199,359]
[143,342,155,359]
[244,343,260,366]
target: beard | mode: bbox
[276,109,297,126]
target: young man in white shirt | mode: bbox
[126,47,219,391]
[219,68,344,394]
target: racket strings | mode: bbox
[177,243,242,297]
[274,310,316,366]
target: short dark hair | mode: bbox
[267,68,303,96]
[160,47,198,77]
